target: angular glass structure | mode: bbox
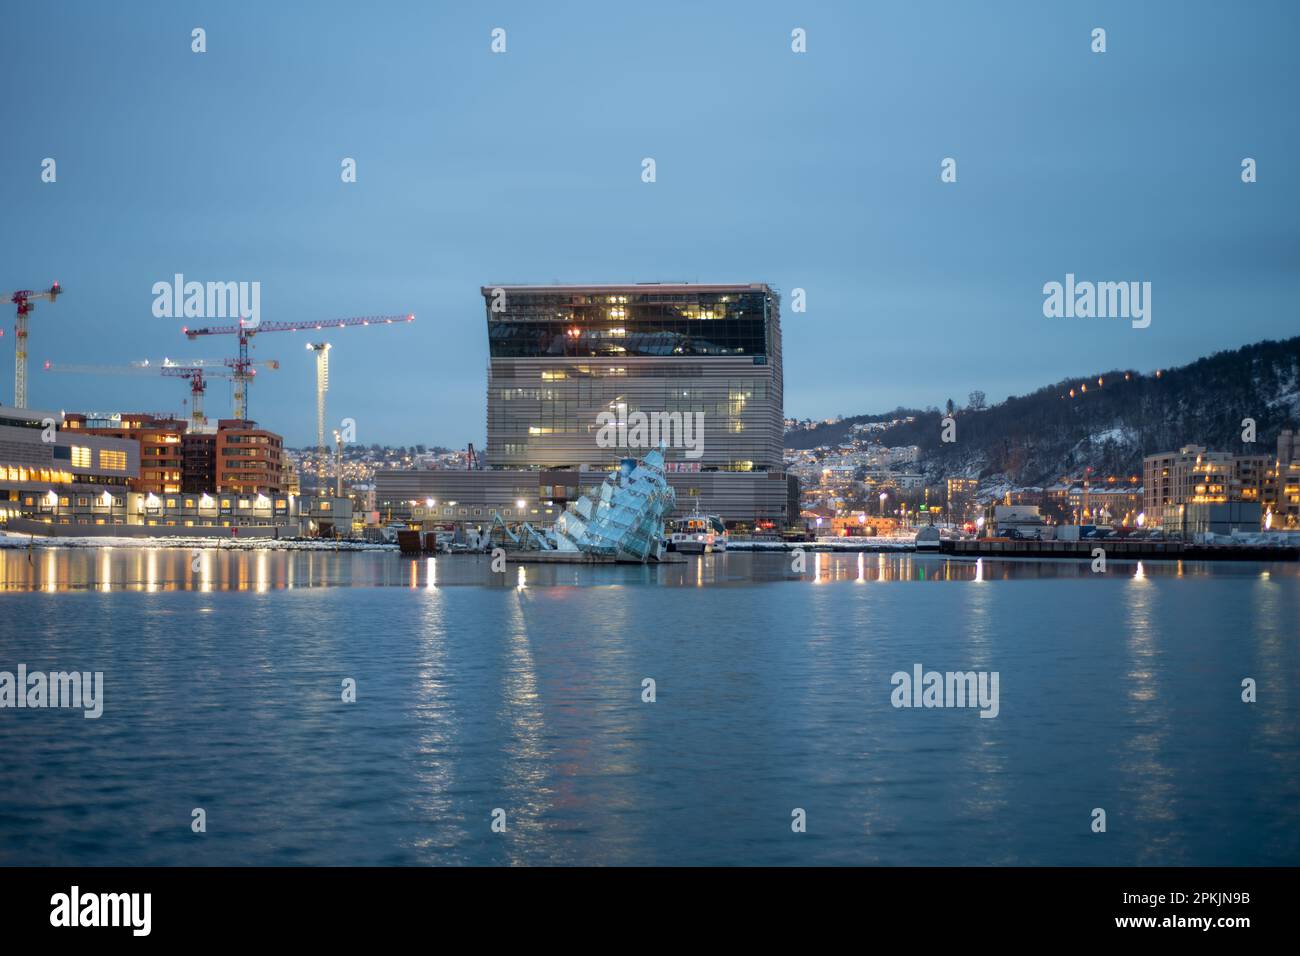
[552,449,676,561]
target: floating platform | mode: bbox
[505,550,686,565]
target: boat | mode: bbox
[670,505,727,554]
[915,526,942,551]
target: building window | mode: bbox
[71,446,91,468]
[99,449,127,471]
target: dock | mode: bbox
[941,539,1299,561]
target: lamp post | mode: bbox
[332,428,343,499]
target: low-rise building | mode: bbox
[63,412,183,494]
[0,405,139,522]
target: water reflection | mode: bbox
[1122,568,1179,862]
[1,546,1296,592]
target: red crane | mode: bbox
[182,313,414,421]
[2,281,62,408]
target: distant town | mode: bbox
[784,410,1299,539]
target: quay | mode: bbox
[941,539,1299,562]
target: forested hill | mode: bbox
[786,337,1300,485]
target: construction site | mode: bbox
[0,278,415,539]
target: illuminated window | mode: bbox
[99,449,127,471]
[71,446,91,468]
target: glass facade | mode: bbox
[482,284,785,474]
[486,288,772,359]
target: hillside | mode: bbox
[787,337,1300,485]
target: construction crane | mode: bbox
[157,359,279,430]
[2,281,62,408]
[43,358,278,430]
[306,342,330,486]
[182,313,414,421]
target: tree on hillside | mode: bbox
[969,390,987,411]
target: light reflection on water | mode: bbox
[0,558,1297,866]
[2,547,1296,866]
[2,546,1296,592]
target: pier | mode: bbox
[941,539,1299,561]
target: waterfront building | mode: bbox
[214,419,285,494]
[64,412,185,495]
[6,490,351,538]
[377,283,798,529]
[182,431,217,493]
[1143,445,1236,516]
[1160,501,1263,537]
[0,405,339,536]
[1144,438,1300,529]
[946,476,979,524]
[0,405,139,523]
[993,505,1045,533]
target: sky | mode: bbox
[2,1,1297,447]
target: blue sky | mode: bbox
[2,1,1296,446]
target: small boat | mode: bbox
[380,521,407,544]
[915,526,942,551]
[670,507,727,554]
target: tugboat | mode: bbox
[670,504,727,554]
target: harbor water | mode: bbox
[0,549,1297,865]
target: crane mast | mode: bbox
[2,282,62,408]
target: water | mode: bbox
[1,549,1297,865]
